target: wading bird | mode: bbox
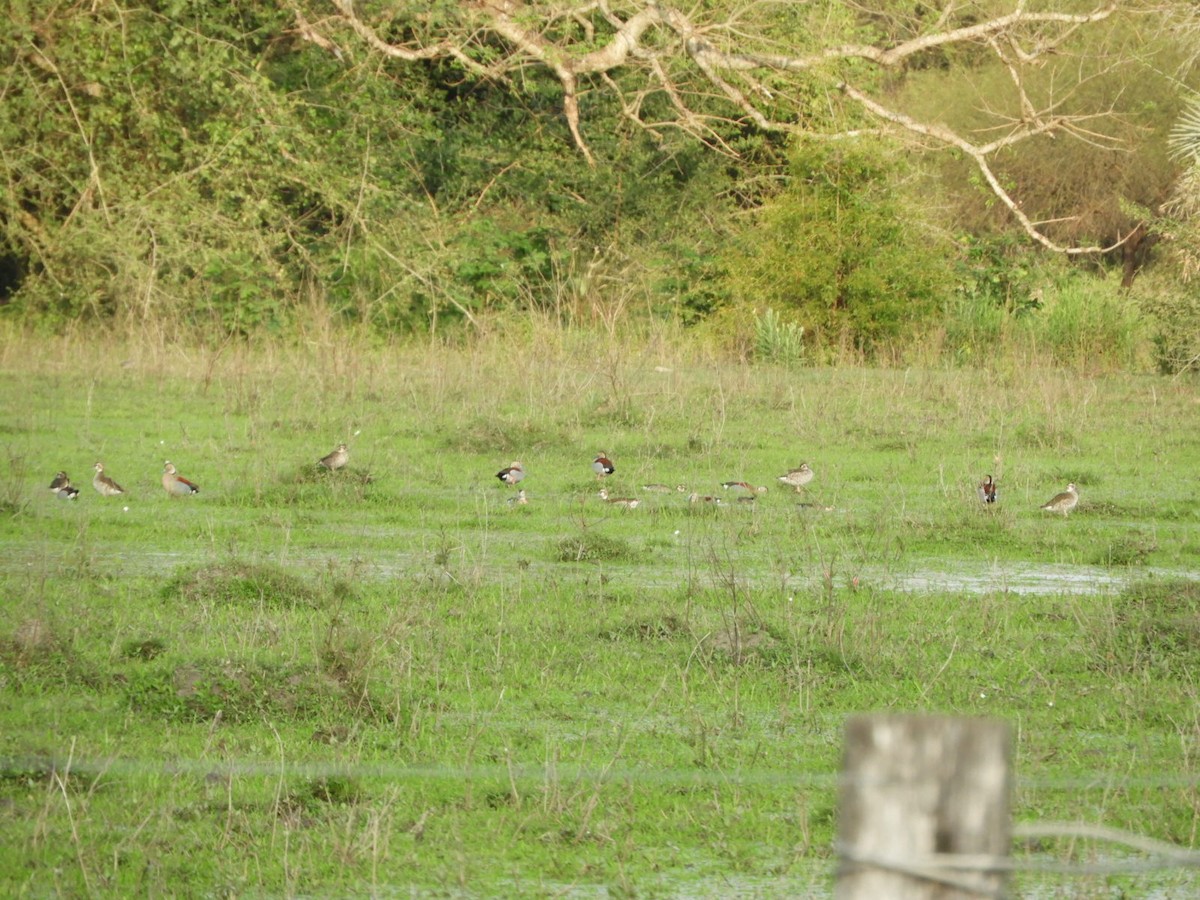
[777,463,814,492]
[721,481,767,496]
[598,488,639,509]
[49,472,79,500]
[318,443,350,471]
[497,461,525,486]
[978,475,997,504]
[592,452,615,478]
[92,462,125,497]
[1040,482,1078,516]
[162,461,200,496]
[642,483,686,494]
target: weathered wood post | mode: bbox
[836,714,1013,899]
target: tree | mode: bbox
[300,0,1161,256]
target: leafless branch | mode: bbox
[314,0,1130,254]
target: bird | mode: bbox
[688,492,723,506]
[778,463,814,491]
[49,472,79,500]
[978,475,997,504]
[507,489,529,506]
[1040,482,1079,516]
[721,481,767,496]
[496,461,525,486]
[592,452,615,478]
[92,462,125,497]
[598,488,639,509]
[318,443,350,471]
[642,483,686,494]
[162,461,200,496]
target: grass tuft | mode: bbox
[162,561,328,609]
[124,658,368,723]
[554,532,638,562]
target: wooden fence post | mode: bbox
[836,714,1013,899]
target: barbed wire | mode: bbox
[6,752,1200,794]
[6,751,1200,886]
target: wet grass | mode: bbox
[0,327,1198,896]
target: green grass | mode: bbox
[1,326,1198,896]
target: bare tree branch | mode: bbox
[311,0,1132,254]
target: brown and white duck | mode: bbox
[1040,483,1078,516]
[318,443,350,471]
[162,461,200,496]
[92,462,125,497]
[496,461,526,486]
[777,463,814,492]
[592,452,615,479]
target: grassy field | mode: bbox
[1,324,1199,897]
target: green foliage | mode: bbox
[722,141,955,351]
[554,532,637,563]
[753,308,806,365]
[1133,271,1200,374]
[3,338,1200,895]
[1016,276,1146,369]
[1168,97,1200,163]
[162,561,328,609]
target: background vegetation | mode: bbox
[1,1,1198,369]
[1,331,1198,895]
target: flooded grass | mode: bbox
[0,334,1198,895]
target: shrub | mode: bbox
[1135,270,1200,376]
[1017,275,1146,369]
[722,141,955,352]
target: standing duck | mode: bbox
[978,475,997,504]
[592,452,615,479]
[497,461,526,486]
[162,461,200,496]
[92,462,125,497]
[318,443,350,471]
[777,463,814,492]
[1040,483,1079,516]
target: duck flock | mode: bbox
[494,453,1079,515]
[46,446,1081,516]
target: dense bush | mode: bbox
[721,141,955,351]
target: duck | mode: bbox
[598,488,639,509]
[162,461,200,496]
[687,492,723,506]
[92,462,125,497]
[507,489,529,506]
[49,472,79,500]
[777,463,814,491]
[642,483,686,494]
[592,452,615,478]
[721,481,767,495]
[978,475,997,504]
[496,461,525,486]
[318,443,350,471]
[1040,482,1079,516]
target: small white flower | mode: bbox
[123,506,129,512]
[979,692,986,699]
